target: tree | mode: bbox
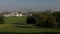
[32,11,58,28]
[0,15,4,24]
[52,11,60,27]
[26,16,36,24]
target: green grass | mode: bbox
[4,16,27,24]
[0,24,60,33]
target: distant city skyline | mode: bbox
[0,0,60,11]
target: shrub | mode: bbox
[26,16,36,24]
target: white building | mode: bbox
[3,11,23,17]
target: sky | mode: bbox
[0,0,60,10]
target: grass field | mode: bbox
[0,24,60,34]
[0,16,60,34]
[4,16,27,24]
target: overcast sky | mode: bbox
[0,0,60,10]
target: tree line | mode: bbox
[27,11,60,28]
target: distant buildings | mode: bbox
[0,9,42,17]
[0,11,23,17]
[4,12,22,17]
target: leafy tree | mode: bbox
[0,15,4,24]
[52,11,60,27]
[32,11,58,28]
[26,16,36,24]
